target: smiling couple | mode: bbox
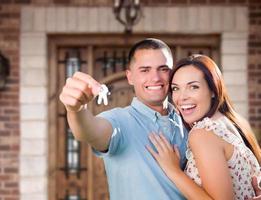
[59,38,261,200]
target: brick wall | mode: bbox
[249,1,261,144]
[0,0,260,199]
[0,3,20,200]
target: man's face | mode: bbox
[126,49,172,109]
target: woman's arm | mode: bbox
[147,130,235,200]
[188,129,234,200]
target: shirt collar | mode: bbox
[131,97,175,122]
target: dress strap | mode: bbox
[192,117,243,146]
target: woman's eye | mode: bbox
[171,86,179,91]
[190,85,199,90]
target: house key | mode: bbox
[97,84,110,105]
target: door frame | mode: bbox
[48,33,220,200]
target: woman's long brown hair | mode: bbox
[171,54,261,164]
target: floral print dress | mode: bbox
[185,116,261,200]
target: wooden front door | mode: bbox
[48,34,220,200]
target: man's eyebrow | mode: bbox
[137,65,169,69]
[138,66,151,69]
[158,65,169,68]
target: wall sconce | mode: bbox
[0,51,10,91]
[113,0,142,33]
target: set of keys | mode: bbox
[97,84,110,106]
[83,84,110,110]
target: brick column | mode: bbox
[249,2,261,145]
[0,4,20,200]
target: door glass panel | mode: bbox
[94,47,129,80]
[56,47,88,200]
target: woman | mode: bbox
[147,54,261,200]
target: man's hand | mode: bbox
[248,176,261,200]
[59,72,101,112]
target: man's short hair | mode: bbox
[128,38,173,67]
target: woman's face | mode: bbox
[171,65,213,125]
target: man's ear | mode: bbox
[126,69,133,85]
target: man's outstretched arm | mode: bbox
[59,72,112,152]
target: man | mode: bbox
[59,38,188,200]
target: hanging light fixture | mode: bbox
[0,51,10,91]
[113,0,142,33]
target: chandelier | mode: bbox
[113,0,142,33]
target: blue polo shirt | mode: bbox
[95,97,188,200]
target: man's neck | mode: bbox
[154,106,168,116]
[145,102,168,116]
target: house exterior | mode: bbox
[0,0,260,199]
